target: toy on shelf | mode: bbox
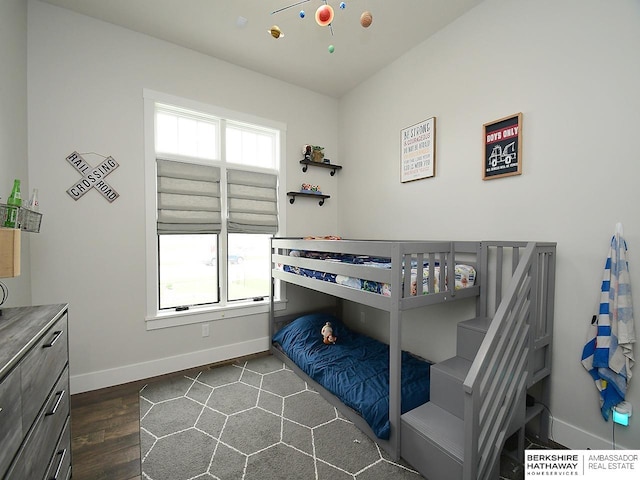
[300,183,322,194]
[312,146,324,163]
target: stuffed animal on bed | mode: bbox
[321,322,337,344]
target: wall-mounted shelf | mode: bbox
[287,191,330,206]
[300,159,342,176]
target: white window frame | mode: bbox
[143,89,287,330]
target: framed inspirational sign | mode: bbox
[401,117,436,183]
[482,113,522,180]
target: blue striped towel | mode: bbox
[581,229,636,421]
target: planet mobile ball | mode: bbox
[299,10,305,18]
[315,4,334,26]
[269,25,283,39]
[340,2,346,9]
[360,11,373,28]
[328,44,335,54]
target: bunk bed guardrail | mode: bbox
[271,239,480,312]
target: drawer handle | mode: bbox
[46,390,66,416]
[51,448,67,480]
[43,330,63,348]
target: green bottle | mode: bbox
[4,179,22,228]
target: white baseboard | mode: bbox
[70,337,270,394]
[550,417,633,450]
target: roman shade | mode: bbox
[227,169,278,234]
[157,159,221,234]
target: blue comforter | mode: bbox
[272,313,431,439]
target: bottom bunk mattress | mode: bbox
[272,312,432,440]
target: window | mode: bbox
[144,91,286,328]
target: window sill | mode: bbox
[145,299,287,331]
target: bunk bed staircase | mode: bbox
[401,242,556,480]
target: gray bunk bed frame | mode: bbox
[269,238,556,480]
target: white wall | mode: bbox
[0,0,31,307]
[339,0,640,450]
[26,0,338,393]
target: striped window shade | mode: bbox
[157,159,221,234]
[227,169,279,234]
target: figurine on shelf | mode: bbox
[302,144,312,161]
[312,145,324,163]
[301,183,321,194]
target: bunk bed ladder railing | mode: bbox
[462,242,537,480]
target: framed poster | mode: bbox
[482,113,522,180]
[401,117,436,183]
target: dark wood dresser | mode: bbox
[0,304,71,480]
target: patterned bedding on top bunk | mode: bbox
[277,250,476,296]
[272,312,432,440]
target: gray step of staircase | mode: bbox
[457,316,491,361]
[429,355,472,419]
[401,402,464,480]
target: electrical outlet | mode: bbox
[202,323,210,337]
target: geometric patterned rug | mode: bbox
[139,354,424,480]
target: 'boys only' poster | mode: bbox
[483,113,522,180]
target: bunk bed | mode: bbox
[270,239,480,455]
[269,238,556,480]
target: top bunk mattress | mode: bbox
[275,249,476,297]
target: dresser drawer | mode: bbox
[21,313,68,430]
[0,367,23,475]
[44,417,72,480]
[6,365,70,480]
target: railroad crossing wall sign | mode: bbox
[66,151,120,202]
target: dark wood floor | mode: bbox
[70,379,146,480]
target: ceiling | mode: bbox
[41,0,483,98]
